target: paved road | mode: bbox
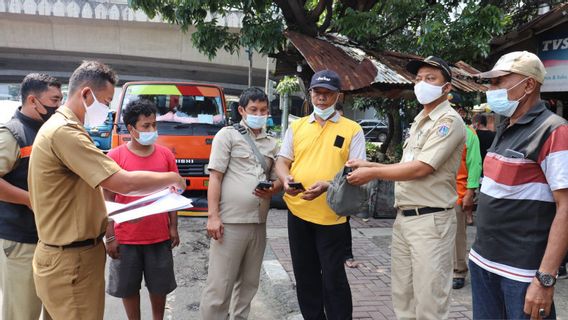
[104,217,294,319]
[2,210,567,319]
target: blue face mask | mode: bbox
[245,114,267,129]
[134,129,158,146]
[485,78,528,117]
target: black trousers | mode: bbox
[288,211,353,320]
[345,216,353,260]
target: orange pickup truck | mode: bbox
[111,81,227,216]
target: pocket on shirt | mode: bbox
[230,149,251,159]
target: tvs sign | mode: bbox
[538,32,568,92]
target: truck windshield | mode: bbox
[120,84,225,126]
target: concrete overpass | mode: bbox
[0,0,273,94]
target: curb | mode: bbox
[260,244,302,319]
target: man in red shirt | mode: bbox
[104,99,179,320]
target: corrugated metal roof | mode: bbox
[284,31,486,93]
[285,31,377,91]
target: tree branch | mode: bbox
[374,2,437,40]
[340,0,380,11]
[318,1,333,34]
[274,0,317,36]
[309,0,328,22]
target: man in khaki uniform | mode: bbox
[347,56,466,319]
[28,61,186,320]
[200,88,281,320]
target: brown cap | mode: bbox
[476,51,546,84]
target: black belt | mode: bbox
[43,233,105,249]
[401,207,449,217]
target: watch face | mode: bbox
[538,272,556,287]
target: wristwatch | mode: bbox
[535,270,557,287]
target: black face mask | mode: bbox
[34,100,58,122]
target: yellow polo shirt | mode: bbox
[283,115,363,225]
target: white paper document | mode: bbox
[105,189,193,224]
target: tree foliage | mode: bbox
[275,76,301,95]
[129,0,559,63]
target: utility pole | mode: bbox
[247,47,253,87]
[265,57,270,94]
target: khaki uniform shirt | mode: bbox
[0,128,19,177]
[395,100,466,209]
[28,106,121,245]
[207,121,279,224]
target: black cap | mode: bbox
[448,91,463,106]
[309,70,341,91]
[406,56,452,82]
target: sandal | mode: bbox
[344,258,359,268]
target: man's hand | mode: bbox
[105,240,120,259]
[301,181,329,201]
[462,189,475,224]
[169,226,180,248]
[283,176,304,196]
[170,174,187,194]
[207,214,224,242]
[524,278,554,320]
[346,159,375,170]
[254,186,276,199]
[346,167,375,186]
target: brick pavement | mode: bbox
[267,212,473,320]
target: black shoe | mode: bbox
[453,278,465,289]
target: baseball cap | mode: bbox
[448,91,463,106]
[476,51,546,84]
[406,56,452,82]
[309,70,342,91]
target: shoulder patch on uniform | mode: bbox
[436,118,453,137]
[64,118,79,126]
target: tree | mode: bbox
[129,0,557,62]
[130,0,560,153]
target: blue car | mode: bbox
[86,111,115,151]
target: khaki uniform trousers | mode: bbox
[0,239,51,320]
[33,241,106,320]
[391,208,457,320]
[200,223,266,320]
[453,205,468,279]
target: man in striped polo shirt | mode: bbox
[470,51,568,319]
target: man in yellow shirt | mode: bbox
[275,70,366,319]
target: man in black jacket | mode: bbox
[0,73,62,320]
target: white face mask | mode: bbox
[313,95,339,120]
[313,106,336,120]
[83,90,109,128]
[414,81,448,105]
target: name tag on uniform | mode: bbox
[334,135,345,148]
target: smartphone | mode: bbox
[343,166,353,176]
[288,182,305,191]
[256,181,273,190]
